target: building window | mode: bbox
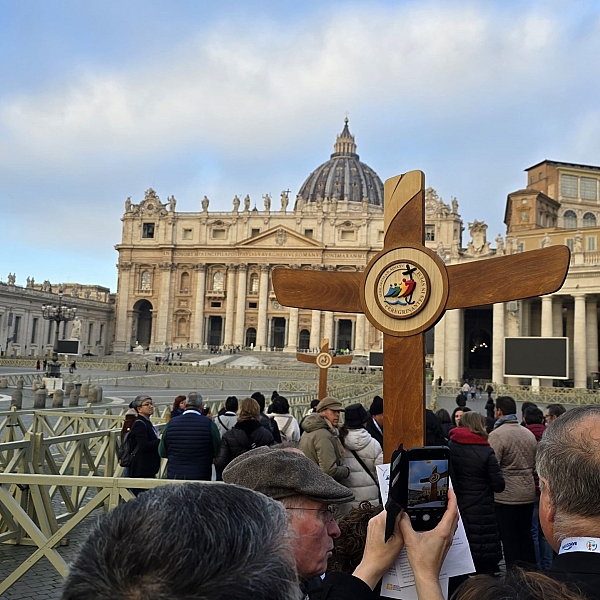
[581,178,597,201]
[539,171,543,181]
[587,236,596,251]
[248,301,258,309]
[87,323,93,345]
[251,228,261,237]
[31,318,38,344]
[210,301,221,308]
[180,272,190,292]
[378,230,384,242]
[140,270,151,291]
[177,317,188,337]
[212,271,224,291]
[340,230,356,241]
[212,229,226,240]
[304,229,313,239]
[565,238,574,252]
[563,210,577,229]
[583,212,596,228]
[425,225,435,242]
[142,223,155,238]
[182,228,193,240]
[561,175,578,199]
[249,273,259,293]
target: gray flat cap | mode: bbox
[222,446,354,504]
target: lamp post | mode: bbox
[42,286,77,377]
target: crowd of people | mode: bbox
[60,389,599,600]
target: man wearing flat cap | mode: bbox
[223,446,404,599]
[299,396,350,482]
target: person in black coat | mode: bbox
[129,395,161,495]
[215,397,274,472]
[436,408,453,438]
[448,411,505,575]
[365,395,383,448]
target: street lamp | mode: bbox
[42,286,77,377]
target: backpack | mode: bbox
[118,429,138,467]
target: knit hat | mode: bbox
[344,403,370,428]
[369,395,383,416]
[316,396,344,412]
[222,446,354,504]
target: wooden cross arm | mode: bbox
[296,353,318,364]
[446,245,570,309]
[272,269,363,313]
[332,355,353,365]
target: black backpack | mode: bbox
[118,429,138,467]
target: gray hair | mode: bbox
[537,406,600,528]
[186,392,203,409]
[131,394,152,410]
[61,483,300,600]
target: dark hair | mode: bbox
[310,399,320,410]
[61,484,298,600]
[522,401,537,414]
[271,390,279,401]
[271,396,290,415]
[251,392,265,412]
[451,406,470,425]
[172,395,186,412]
[225,396,239,413]
[546,404,566,419]
[455,393,467,408]
[524,406,544,425]
[436,408,452,425]
[328,502,383,573]
[496,396,517,416]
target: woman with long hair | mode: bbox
[170,395,187,420]
[448,411,505,576]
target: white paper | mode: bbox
[376,463,475,598]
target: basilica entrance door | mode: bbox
[271,317,286,349]
[298,329,310,350]
[208,316,223,347]
[337,319,353,351]
[134,300,153,349]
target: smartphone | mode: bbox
[401,446,450,532]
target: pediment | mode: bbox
[237,226,323,248]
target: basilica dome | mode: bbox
[297,119,384,207]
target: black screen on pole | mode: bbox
[56,340,80,355]
[369,351,383,368]
[504,337,568,379]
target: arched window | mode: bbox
[249,273,259,293]
[212,271,224,291]
[180,271,190,292]
[245,327,257,348]
[299,329,310,350]
[563,210,577,229]
[583,212,596,228]
[140,270,151,291]
[177,317,188,337]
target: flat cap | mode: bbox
[316,396,344,412]
[222,446,354,504]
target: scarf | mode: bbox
[493,413,519,429]
[324,417,345,459]
[449,427,489,446]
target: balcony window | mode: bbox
[583,212,596,228]
[581,178,597,201]
[142,223,155,238]
[561,175,578,199]
[563,210,577,229]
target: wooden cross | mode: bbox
[273,171,569,459]
[296,339,353,399]
[420,465,448,503]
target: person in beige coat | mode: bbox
[299,397,350,482]
[488,396,538,568]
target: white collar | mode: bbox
[559,537,600,554]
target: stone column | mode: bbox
[223,264,237,346]
[586,297,598,378]
[285,308,299,352]
[355,314,366,354]
[541,295,554,337]
[234,265,247,347]
[434,314,446,383]
[256,265,270,349]
[192,265,207,346]
[574,294,587,388]
[553,296,563,337]
[445,309,461,382]
[310,310,321,350]
[114,262,133,352]
[492,302,505,385]
[156,263,174,344]
[323,312,334,345]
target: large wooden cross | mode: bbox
[273,171,569,459]
[296,339,353,399]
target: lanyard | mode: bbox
[559,537,600,554]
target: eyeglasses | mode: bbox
[141,402,154,407]
[286,505,337,524]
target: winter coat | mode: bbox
[272,413,301,442]
[129,415,161,478]
[449,427,505,571]
[524,423,546,494]
[260,413,282,443]
[299,413,350,481]
[365,417,383,448]
[214,419,274,471]
[339,428,383,514]
[215,411,238,437]
[488,420,537,505]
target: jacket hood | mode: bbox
[449,427,489,446]
[525,423,546,441]
[301,412,330,433]
[343,427,377,451]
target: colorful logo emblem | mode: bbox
[376,261,430,319]
[587,540,598,551]
[316,352,333,369]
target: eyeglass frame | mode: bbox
[285,504,338,523]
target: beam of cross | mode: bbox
[296,339,353,399]
[273,170,570,459]
[420,465,449,503]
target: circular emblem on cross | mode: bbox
[316,352,333,369]
[375,260,430,319]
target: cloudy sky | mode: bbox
[2,0,600,290]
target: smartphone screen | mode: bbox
[406,456,449,530]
